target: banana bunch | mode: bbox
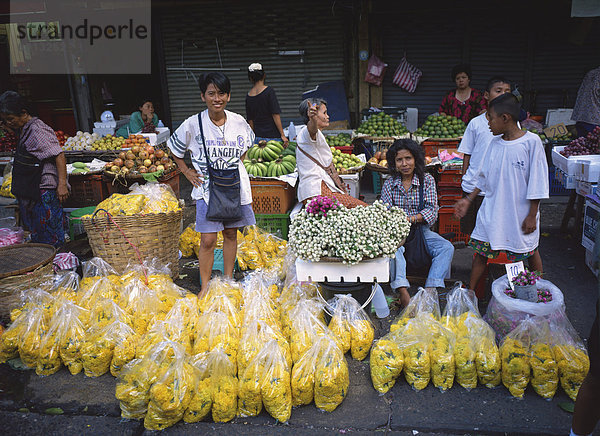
[247,140,285,162]
[244,155,296,178]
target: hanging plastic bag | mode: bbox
[364,54,387,87]
[327,294,374,360]
[370,330,404,394]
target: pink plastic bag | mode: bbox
[365,55,387,87]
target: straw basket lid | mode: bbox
[0,243,56,279]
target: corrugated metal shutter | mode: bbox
[380,11,465,125]
[158,1,345,128]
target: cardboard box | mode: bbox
[555,167,577,189]
[545,108,575,126]
[578,160,600,183]
[585,248,599,278]
[576,180,599,197]
[582,196,600,251]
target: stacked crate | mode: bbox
[436,168,469,243]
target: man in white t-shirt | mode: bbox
[458,77,512,235]
[455,93,548,291]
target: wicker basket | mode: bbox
[0,244,56,322]
[82,209,183,278]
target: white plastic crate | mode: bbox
[295,257,390,282]
[552,146,600,176]
[340,173,360,199]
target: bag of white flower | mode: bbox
[485,274,564,341]
[442,284,501,389]
[291,334,349,412]
[238,339,292,422]
[548,309,590,401]
[327,294,375,360]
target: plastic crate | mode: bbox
[213,248,225,273]
[549,166,570,196]
[63,174,108,208]
[438,206,469,243]
[250,180,296,214]
[437,168,463,188]
[438,193,462,206]
[422,140,460,157]
[68,206,96,240]
[334,146,354,155]
[254,212,291,239]
[372,171,382,195]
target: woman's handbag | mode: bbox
[297,145,348,194]
[11,143,43,201]
[197,113,242,222]
[403,182,432,271]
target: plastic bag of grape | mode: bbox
[327,294,375,360]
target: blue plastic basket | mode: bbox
[549,165,570,196]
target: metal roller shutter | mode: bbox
[158,1,345,127]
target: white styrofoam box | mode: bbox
[140,127,170,146]
[546,108,575,126]
[555,167,577,189]
[585,248,599,278]
[92,127,115,136]
[340,173,360,199]
[579,160,600,183]
[576,180,599,197]
[582,197,600,252]
[94,121,116,128]
[295,257,389,282]
[552,146,600,176]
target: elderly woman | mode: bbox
[380,139,454,307]
[168,73,255,296]
[0,91,69,247]
[296,98,365,208]
[116,98,159,137]
[245,62,288,146]
[439,64,487,124]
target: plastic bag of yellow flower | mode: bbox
[56,302,87,375]
[199,276,244,313]
[192,312,239,365]
[136,312,193,359]
[257,340,292,421]
[327,294,375,360]
[144,353,195,430]
[548,311,590,401]
[116,340,186,420]
[238,319,291,379]
[117,278,162,336]
[370,330,404,394]
[18,306,47,368]
[0,172,15,198]
[423,317,455,392]
[289,299,329,363]
[207,347,238,422]
[390,287,441,333]
[242,292,281,333]
[400,316,431,391]
[81,320,136,377]
[467,318,502,388]
[499,320,531,399]
[179,224,198,258]
[9,287,55,323]
[88,297,131,328]
[0,309,27,363]
[518,316,557,400]
[50,271,80,299]
[163,296,200,346]
[313,335,349,412]
[183,352,212,423]
[128,182,181,215]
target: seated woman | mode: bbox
[380,139,454,307]
[116,99,159,137]
[296,98,365,208]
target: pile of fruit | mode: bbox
[356,112,408,137]
[70,162,91,174]
[63,132,127,151]
[123,134,152,148]
[244,140,296,177]
[559,126,600,157]
[54,130,69,147]
[414,114,466,139]
[325,133,352,148]
[331,147,364,174]
[104,144,175,177]
[367,149,388,169]
[0,127,17,152]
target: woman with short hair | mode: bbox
[439,64,487,124]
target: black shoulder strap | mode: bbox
[418,179,424,210]
[197,112,211,169]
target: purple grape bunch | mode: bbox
[560,126,600,157]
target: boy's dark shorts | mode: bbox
[460,191,483,235]
[589,299,600,377]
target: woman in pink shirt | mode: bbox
[439,64,487,124]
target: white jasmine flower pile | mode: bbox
[289,197,411,264]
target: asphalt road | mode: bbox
[0,190,597,435]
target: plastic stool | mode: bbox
[68,206,96,240]
[474,252,510,299]
[198,249,239,285]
